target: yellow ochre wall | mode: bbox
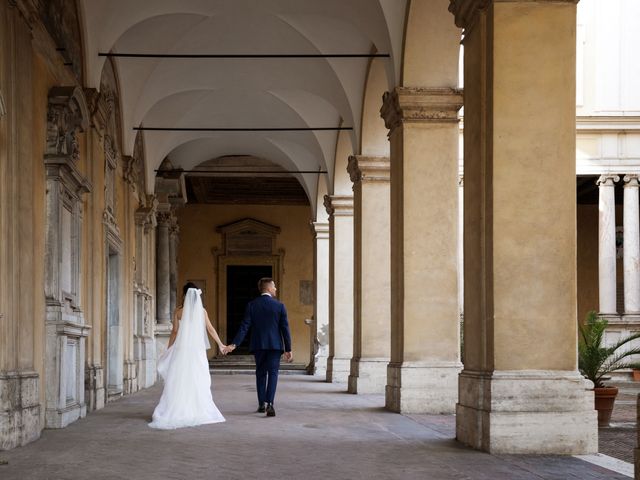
[176,204,314,366]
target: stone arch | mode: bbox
[331,126,356,195]
[400,0,461,87]
[359,56,391,157]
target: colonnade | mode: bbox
[317,0,598,455]
[598,174,640,318]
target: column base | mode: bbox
[123,360,138,395]
[85,364,105,412]
[348,358,388,394]
[314,351,328,377]
[0,371,41,450]
[326,356,351,383]
[456,369,598,454]
[134,336,157,389]
[385,361,460,413]
[154,323,173,363]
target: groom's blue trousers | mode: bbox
[254,349,281,404]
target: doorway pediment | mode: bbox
[216,218,281,255]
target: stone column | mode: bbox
[324,195,354,383]
[598,174,619,316]
[450,0,597,454]
[458,175,464,322]
[624,175,640,315]
[155,211,171,324]
[311,222,330,377]
[347,156,391,394]
[380,87,462,413]
[169,219,179,316]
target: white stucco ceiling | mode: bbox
[80,0,407,205]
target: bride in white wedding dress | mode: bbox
[149,283,227,429]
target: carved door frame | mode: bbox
[213,219,284,349]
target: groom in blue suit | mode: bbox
[226,278,292,417]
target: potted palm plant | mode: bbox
[578,310,640,427]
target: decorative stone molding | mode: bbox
[216,218,281,256]
[44,85,92,430]
[155,211,173,227]
[448,0,578,30]
[458,174,464,187]
[347,156,390,184]
[123,155,140,190]
[624,174,639,187]
[84,87,108,135]
[597,174,620,187]
[310,221,330,240]
[448,0,490,29]
[323,195,354,217]
[46,86,89,162]
[380,87,463,132]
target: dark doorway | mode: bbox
[226,265,273,354]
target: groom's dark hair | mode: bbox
[257,278,274,292]
[182,282,198,297]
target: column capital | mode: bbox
[380,87,463,132]
[156,211,172,226]
[597,174,620,187]
[310,221,330,240]
[347,156,390,184]
[624,174,640,187]
[448,0,489,29]
[323,194,354,217]
[449,0,579,30]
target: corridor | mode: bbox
[0,376,628,480]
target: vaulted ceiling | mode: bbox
[80,0,408,209]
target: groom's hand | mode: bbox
[284,351,293,363]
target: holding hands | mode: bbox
[221,344,236,355]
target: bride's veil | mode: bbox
[173,288,210,351]
[150,287,225,428]
[157,288,210,383]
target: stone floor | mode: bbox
[0,376,631,479]
[599,381,639,464]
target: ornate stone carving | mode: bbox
[624,174,639,187]
[347,156,390,184]
[597,174,619,187]
[216,218,281,256]
[381,87,463,132]
[448,0,490,29]
[449,0,579,30]
[46,86,89,162]
[324,195,354,217]
[155,211,172,226]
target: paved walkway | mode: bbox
[600,381,639,464]
[0,376,631,479]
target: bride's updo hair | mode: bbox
[182,282,198,301]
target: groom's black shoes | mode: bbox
[266,403,276,417]
[257,403,266,413]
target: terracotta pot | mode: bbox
[594,386,618,427]
[633,370,640,381]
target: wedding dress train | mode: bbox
[149,288,225,429]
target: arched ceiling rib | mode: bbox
[80,0,407,196]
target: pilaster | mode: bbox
[381,87,462,413]
[324,195,354,383]
[452,0,597,453]
[347,156,391,394]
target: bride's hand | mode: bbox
[219,344,228,355]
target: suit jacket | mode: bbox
[232,295,292,353]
